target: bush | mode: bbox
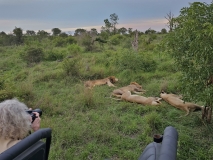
[53,36,77,47]
[21,47,44,64]
[62,58,81,78]
[67,44,82,56]
[45,49,67,61]
[113,51,157,72]
[109,34,123,45]
[53,37,67,47]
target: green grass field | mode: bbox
[0,34,213,160]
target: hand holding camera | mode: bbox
[26,109,42,131]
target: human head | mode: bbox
[0,98,31,140]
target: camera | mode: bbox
[26,109,42,123]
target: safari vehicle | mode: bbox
[0,128,52,160]
[0,126,178,160]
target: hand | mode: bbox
[31,112,41,131]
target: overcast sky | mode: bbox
[0,0,212,34]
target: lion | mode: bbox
[160,91,204,116]
[84,76,118,89]
[121,91,162,106]
[111,82,146,98]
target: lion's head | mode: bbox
[130,82,142,89]
[108,76,118,83]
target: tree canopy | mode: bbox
[52,28,62,36]
[164,2,213,108]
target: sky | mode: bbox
[0,0,212,34]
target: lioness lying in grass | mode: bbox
[111,82,146,98]
[160,91,204,116]
[84,76,118,89]
[121,91,162,106]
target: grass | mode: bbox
[0,35,213,160]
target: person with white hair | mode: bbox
[0,98,41,154]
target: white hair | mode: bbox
[0,98,31,140]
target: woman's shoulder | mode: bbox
[0,137,21,154]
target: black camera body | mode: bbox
[26,109,42,123]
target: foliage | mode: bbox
[109,34,123,45]
[45,48,66,61]
[77,32,94,51]
[13,27,23,44]
[67,44,82,56]
[145,28,156,34]
[25,30,36,36]
[52,28,62,36]
[36,30,50,41]
[52,36,76,47]
[110,13,119,35]
[62,57,81,78]
[161,28,167,34]
[113,50,157,72]
[21,47,44,64]
[74,28,86,36]
[163,2,213,105]
[118,27,127,35]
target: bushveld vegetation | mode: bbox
[1,2,213,160]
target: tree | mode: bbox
[165,11,174,32]
[161,28,167,34]
[0,31,7,37]
[131,30,138,51]
[118,27,127,35]
[74,28,86,36]
[59,32,68,37]
[37,30,49,37]
[101,19,111,34]
[90,28,98,36]
[110,13,119,35]
[52,28,61,36]
[25,30,36,36]
[13,27,23,44]
[145,28,156,34]
[164,2,213,122]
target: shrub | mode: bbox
[21,47,44,64]
[113,51,157,72]
[62,58,81,78]
[67,44,82,56]
[109,34,123,45]
[45,50,64,61]
[53,37,67,47]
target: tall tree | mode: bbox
[164,2,213,122]
[110,13,119,35]
[13,27,23,44]
[101,19,111,34]
[165,11,174,32]
[52,28,62,36]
